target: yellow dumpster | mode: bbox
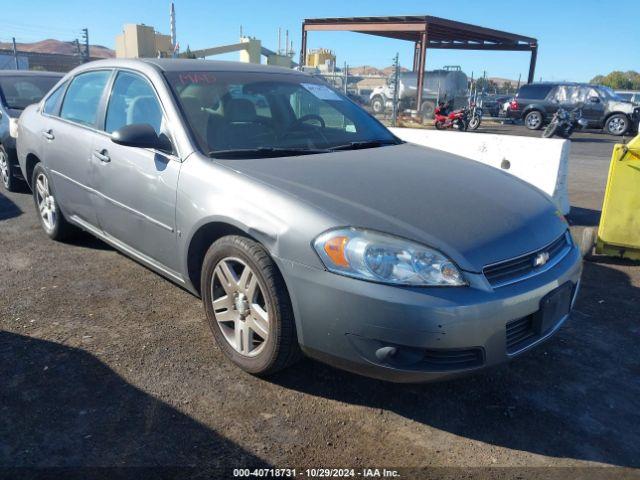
[596,133,640,260]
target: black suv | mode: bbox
[508,82,639,136]
[0,70,62,191]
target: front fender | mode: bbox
[175,154,338,288]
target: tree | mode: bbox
[590,70,640,90]
[183,45,196,59]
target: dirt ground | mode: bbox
[1,125,639,478]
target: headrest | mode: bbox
[225,98,256,123]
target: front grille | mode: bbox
[505,315,536,353]
[422,348,484,370]
[483,232,571,288]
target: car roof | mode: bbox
[67,58,307,76]
[0,70,64,78]
[520,82,601,89]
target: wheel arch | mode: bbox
[604,111,631,122]
[186,220,274,296]
[522,106,544,118]
[24,152,42,188]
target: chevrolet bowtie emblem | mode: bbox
[533,251,550,267]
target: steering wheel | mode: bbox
[288,114,326,130]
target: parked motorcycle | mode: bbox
[542,105,589,139]
[434,101,468,131]
[467,101,482,130]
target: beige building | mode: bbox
[306,48,335,70]
[115,24,173,58]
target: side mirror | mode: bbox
[111,123,172,152]
[589,96,600,103]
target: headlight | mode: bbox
[313,228,466,286]
[9,118,19,139]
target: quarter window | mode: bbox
[43,82,67,115]
[105,71,163,135]
[60,71,111,127]
[517,84,553,100]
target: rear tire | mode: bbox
[201,235,301,376]
[455,118,468,132]
[371,95,385,115]
[524,110,543,130]
[420,100,436,119]
[31,163,76,241]
[434,120,445,130]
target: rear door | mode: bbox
[91,69,181,273]
[42,69,112,227]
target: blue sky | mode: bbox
[1,0,638,82]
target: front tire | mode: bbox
[542,121,558,138]
[31,163,76,241]
[605,114,630,136]
[0,145,24,192]
[468,114,481,130]
[201,235,301,376]
[524,110,543,130]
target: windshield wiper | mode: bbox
[209,147,330,159]
[328,140,401,151]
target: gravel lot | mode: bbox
[1,125,639,477]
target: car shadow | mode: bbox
[0,331,268,473]
[568,206,601,227]
[65,230,114,251]
[0,192,22,221]
[269,260,640,468]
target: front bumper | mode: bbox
[276,244,582,383]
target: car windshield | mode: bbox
[165,71,399,157]
[0,75,60,110]
[596,86,624,101]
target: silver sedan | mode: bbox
[17,59,582,382]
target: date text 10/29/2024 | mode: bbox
[233,469,401,478]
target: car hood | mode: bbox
[219,143,568,272]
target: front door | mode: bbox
[91,70,181,274]
[581,87,606,126]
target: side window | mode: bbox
[43,82,67,116]
[105,71,163,134]
[518,85,553,100]
[554,86,584,104]
[60,71,111,127]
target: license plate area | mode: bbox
[534,282,574,335]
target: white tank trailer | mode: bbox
[369,69,469,118]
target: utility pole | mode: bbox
[392,53,400,127]
[81,28,89,62]
[170,1,177,57]
[343,61,348,95]
[12,37,19,69]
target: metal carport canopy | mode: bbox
[301,15,538,111]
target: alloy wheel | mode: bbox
[211,257,269,357]
[0,149,9,188]
[35,173,57,232]
[608,117,626,135]
[526,112,542,129]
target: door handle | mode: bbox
[42,130,54,140]
[93,149,110,163]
